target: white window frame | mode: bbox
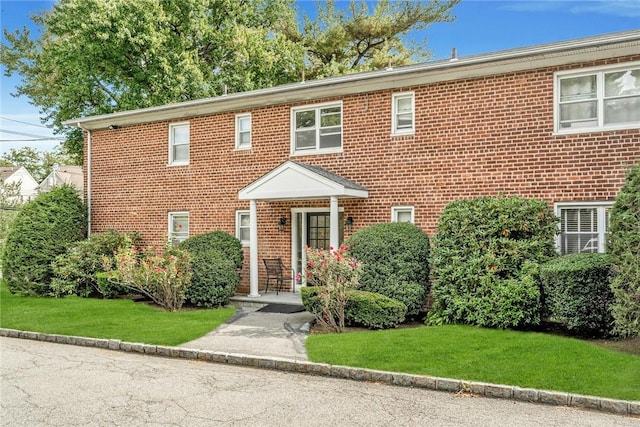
[235,113,251,150]
[236,210,250,246]
[168,122,190,165]
[391,206,415,224]
[168,211,189,245]
[554,202,613,255]
[391,92,415,135]
[554,62,640,135]
[291,101,343,155]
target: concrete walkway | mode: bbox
[183,293,315,361]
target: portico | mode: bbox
[238,161,368,297]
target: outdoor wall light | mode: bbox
[345,216,354,232]
[278,216,287,232]
[108,124,119,130]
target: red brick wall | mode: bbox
[85,56,640,294]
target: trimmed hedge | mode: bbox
[2,185,87,295]
[301,287,407,329]
[179,231,243,307]
[345,222,430,316]
[608,163,640,338]
[51,229,141,297]
[539,254,614,337]
[428,195,558,329]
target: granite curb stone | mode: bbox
[1,328,637,417]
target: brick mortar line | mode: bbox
[1,328,638,417]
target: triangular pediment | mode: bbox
[238,161,368,201]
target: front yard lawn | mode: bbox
[0,282,235,346]
[306,325,640,401]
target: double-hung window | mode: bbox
[555,202,612,254]
[392,92,415,135]
[169,122,190,165]
[555,63,640,133]
[391,206,414,224]
[292,102,342,154]
[168,212,189,245]
[236,210,250,246]
[235,114,251,149]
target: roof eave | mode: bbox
[63,30,640,131]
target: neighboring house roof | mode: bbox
[38,165,83,193]
[63,30,640,131]
[0,166,20,182]
[0,165,39,201]
[239,161,369,201]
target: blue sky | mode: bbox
[1,0,639,155]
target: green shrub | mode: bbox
[428,195,557,329]
[345,222,430,316]
[2,185,87,295]
[608,163,640,338]
[301,287,407,330]
[179,230,243,268]
[51,229,141,297]
[179,231,243,307]
[96,271,128,299]
[539,254,614,337]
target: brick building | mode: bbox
[65,31,640,296]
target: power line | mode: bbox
[0,128,64,140]
[0,139,62,142]
[0,116,49,128]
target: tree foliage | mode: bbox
[1,0,305,161]
[2,0,459,161]
[608,163,640,338]
[290,0,459,79]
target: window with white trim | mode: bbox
[169,122,189,165]
[292,102,342,153]
[236,210,250,246]
[235,114,251,149]
[555,203,612,255]
[392,92,415,134]
[391,206,414,224]
[555,63,640,133]
[168,212,189,245]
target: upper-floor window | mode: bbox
[168,211,189,245]
[555,202,611,255]
[391,206,414,224]
[555,63,640,133]
[292,102,342,154]
[236,114,251,150]
[392,92,415,135]
[169,122,189,165]
[236,210,250,246]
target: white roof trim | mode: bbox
[64,30,640,130]
[238,161,368,201]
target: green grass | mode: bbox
[306,325,640,401]
[0,283,235,346]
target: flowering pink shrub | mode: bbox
[304,245,362,332]
[105,242,191,312]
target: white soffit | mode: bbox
[239,161,368,201]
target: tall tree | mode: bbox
[2,0,459,161]
[290,0,460,79]
[2,0,304,161]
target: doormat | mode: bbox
[257,304,306,314]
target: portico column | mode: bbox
[330,195,339,251]
[248,199,260,297]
